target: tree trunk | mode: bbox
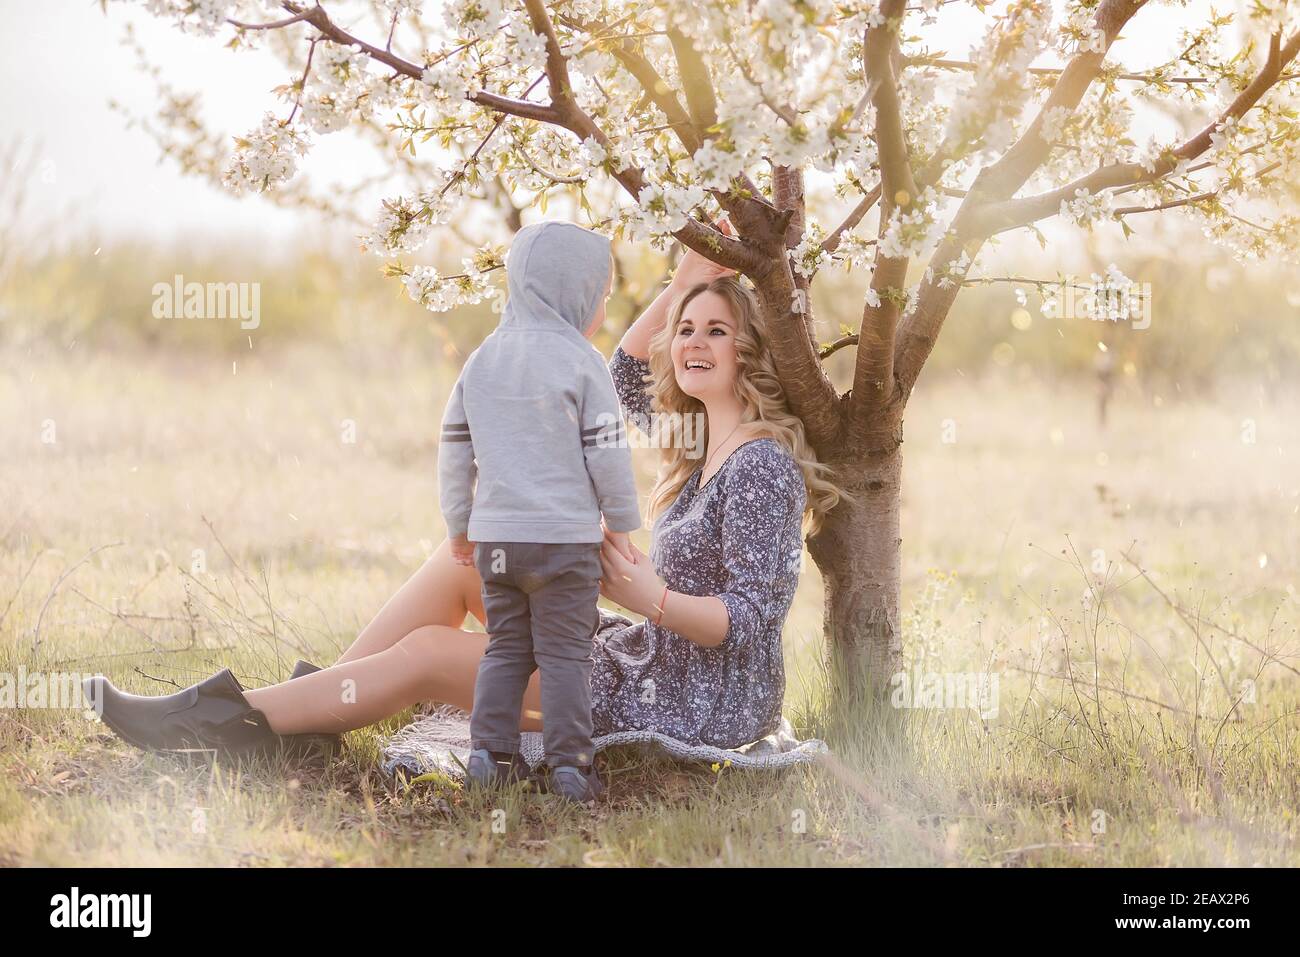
[807,439,904,688]
[750,267,905,691]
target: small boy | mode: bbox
[437,220,641,803]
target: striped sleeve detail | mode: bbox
[440,422,472,443]
[581,421,625,448]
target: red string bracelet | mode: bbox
[655,585,668,626]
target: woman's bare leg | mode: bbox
[245,626,544,735]
[333,539,486,664]
[243,539,543,735]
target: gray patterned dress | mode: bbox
[589,346,807,749]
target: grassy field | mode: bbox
[1,339,1297,867]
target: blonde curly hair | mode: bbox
[643,276,844,534]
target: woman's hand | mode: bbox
[670,219,738,290]
[599,538,664,620]
[617,219,738,361]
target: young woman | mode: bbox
[83,243,842,762]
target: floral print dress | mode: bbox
[589,347,807,749]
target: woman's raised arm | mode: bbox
[617,282,679,361]
[617,223,738,360]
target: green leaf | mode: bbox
[408,770,456,787]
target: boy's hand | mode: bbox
[449,535,475,566]
[604,529,636,564]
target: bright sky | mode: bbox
[0,0,1238,252]
[0,0,373,251]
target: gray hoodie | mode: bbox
[437,221,642,543]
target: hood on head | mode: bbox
[501,221,612,334]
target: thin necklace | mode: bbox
[701,421,743,478]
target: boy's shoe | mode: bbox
[549,764,605,805]
[464,748,532,789]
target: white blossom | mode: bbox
[442,0,506,41]
[1059,187,1115,228]
[381,0,423,15]
[1059,3,1106,54]
[789,225,830,278]
[944,1,1053,159]
[421,59,471,104]
[879,188,945,259]
[361,169,464,255]
[140,0,240,36]
[222,112,311,195]
[1039,106,1073,143]
[505,21,548,74]
[690,140,747,191]
[932,250,972,290]
[626,181,707,240]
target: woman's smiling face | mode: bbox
[671,290,739,400]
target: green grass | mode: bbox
[1,340,1298,866]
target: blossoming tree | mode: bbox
[113,0,1300,684]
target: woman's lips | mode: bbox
[681,360,714,374]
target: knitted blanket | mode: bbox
[380,704,829,780]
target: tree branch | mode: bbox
[670,27,790,245]
[903,55,1297,86]
[865,2,918,204]
[967,31,1300,235]
[557,13,784,251]
[521,0,573,108]
[819,334,859,360]
[848,0,913,427]
[277,2,561,123]
[667,27,719,133]
[269,2,756,275]
[821,182,882,257]
[228,7,316,31]
[890,1,1297,398]
[751,261,843,450]
[1114,160,1280,215]
[966,0,1149,203]
[893,236,982,399]
[601,37,700,150]
[772,164,820,349]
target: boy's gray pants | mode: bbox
[471,541,603,768]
